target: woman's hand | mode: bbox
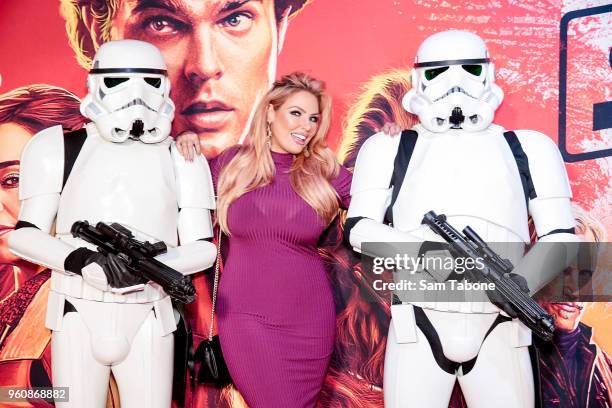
[175,131,201,161]
[377,122,402,137]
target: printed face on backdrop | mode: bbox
[536,208,602,333]
[538,266,589,332]
[0,123,31,264]
[110,0,280,158]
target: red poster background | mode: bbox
[1,0,610,405]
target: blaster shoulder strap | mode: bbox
[62,127,88,189]
[503,130,537,207]
[385,129,419,225]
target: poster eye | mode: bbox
[145,77,162,88]
[462,65,483,76]
[104,77,129,88]
[424,66,449,80]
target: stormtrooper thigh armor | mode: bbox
[51,300,174,408]
[385,307,534,408]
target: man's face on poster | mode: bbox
[538,267,590,332]
[111,0,279,158]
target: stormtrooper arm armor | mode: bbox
[511,130,581,294]
[345,132,422,256]
[8,126,79,273]
[153,142,217,275]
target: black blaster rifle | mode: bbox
[71,221,196,304]
[421,211,555,341]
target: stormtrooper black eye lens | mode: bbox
[145,77,162,88]
[424,66,449,81]
[104,77,129,88]
[462,65,482,76]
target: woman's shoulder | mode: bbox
[211,144,244,168]
[336,163,353,179]
[331,163,353,187]
[317,148,352,185]
[330,163,352,209]
[219,144,244,160]
[209,144,246,184]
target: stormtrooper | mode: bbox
[8,40,217,407]
[345,30,581,407]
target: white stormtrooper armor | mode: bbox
[402,30,504,133]
[8,40,217,408]
[346,30,580,408]
[80,39,175,144]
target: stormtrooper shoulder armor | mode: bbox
[351,131,401,195]
[171,142,215,210]
[514,130,571,200]
[19,125,65,200]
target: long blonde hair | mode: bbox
[217,73,340,234]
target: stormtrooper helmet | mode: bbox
[80,40,175,143]
[402,30,504,133]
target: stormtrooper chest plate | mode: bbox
[56,131,178,245]
[392,125,529,242]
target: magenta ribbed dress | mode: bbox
[210,148,351,408]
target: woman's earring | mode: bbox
[303,146,310,158]
[266,123,272,148]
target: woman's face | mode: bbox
[267,90,320,155]
[0,123,32,264]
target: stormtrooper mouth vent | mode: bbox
[114,122,158,139]
[449,107,465,126]
[115,98,157,112]
[129,120,145,137]
[434,86,476,102]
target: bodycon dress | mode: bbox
[210,148,351,408]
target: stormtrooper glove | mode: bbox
[64,247,147,293]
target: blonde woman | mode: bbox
[176,72,348,407]
[176,73,398,407]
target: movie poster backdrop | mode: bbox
[0,0,610,407]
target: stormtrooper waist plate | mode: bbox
[49,270,167,303]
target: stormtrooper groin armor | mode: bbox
[345,30,581,408]
[8,40,217,408]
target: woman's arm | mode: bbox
[332,165,353,210]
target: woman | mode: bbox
[187,73,347,407]
[177,72,367,408]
